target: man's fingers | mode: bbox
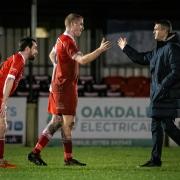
[101,37,105,43]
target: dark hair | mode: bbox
[155,20,172,33]
[18,37,37,51]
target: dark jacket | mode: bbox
[123,33,180,118]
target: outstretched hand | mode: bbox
[117,37,127,50]
[99,38,112,52]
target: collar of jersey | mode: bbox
[64,31,76,43]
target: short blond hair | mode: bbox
[65,13,83,28]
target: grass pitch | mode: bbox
[0,145,180,180]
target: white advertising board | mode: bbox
[38,97,152,146]
[6,97,27,144]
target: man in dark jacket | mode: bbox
[118,20,180,167]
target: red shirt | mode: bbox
[0,52,25,98]
[50,33,80,93]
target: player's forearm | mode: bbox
[2,78,14,104]
[77,48,102,65]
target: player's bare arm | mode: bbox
[49,47,57,64]
[0,77,14,118]
[74,38,112,65]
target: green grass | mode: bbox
[0,145,180,180]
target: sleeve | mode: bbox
[161,44,180,89]
[66,40,80,59]
[8,55,24,79]
[153,44,180,102]
[123,45,151,65]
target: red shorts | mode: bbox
[48,80,78,115]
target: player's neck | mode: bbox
[19,51,27,63]
[65,29,75,38]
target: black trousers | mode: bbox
[151,117,180,162]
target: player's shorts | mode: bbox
[48,80,78,116]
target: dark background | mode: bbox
[0,0,179,29]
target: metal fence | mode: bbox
[0,27,149,81]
